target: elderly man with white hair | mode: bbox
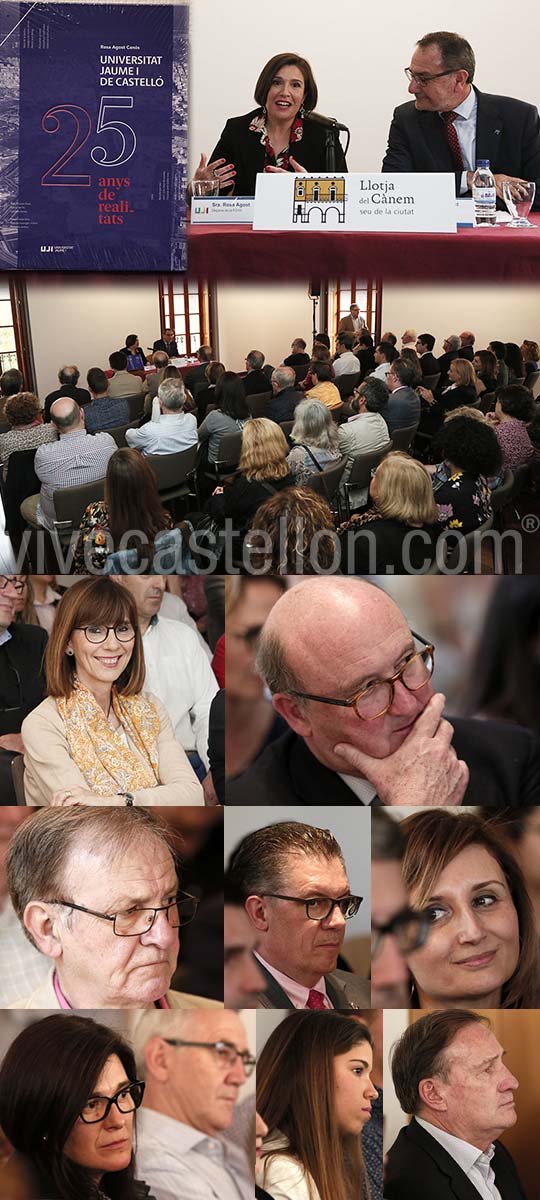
[126,378,198,456]
[134,1008,254,1200]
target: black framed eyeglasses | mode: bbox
[75,623,136,644]
[43,890,199,935]
[260,893,362,921]
[164,1039,256,1077]
[371,907,430,957]
[287,632,435,721]
[404,67,458,85]
[0,575,26,595]
[79,1080,145,1124]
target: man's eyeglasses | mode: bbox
[404,68,458,85]
[75,623,136,644]
[287,632,435,721]
[164,1039,256,1077]
[43,890,199,936]
[260,893,362,921]
[79,1080,145,1124]
[0,576,26,595]
[371,907,430,957]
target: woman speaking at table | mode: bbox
[191,52,348,197]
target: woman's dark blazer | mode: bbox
[256,1186,276,1200]
[13,1156,156,1199]
[419,382,477,435]
[210,108,348,196]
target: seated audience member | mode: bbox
[224,876,267,1008]
[401,328,417,349]
[0,576,47,802]
[153,327,179,356]
[197,371,250,464]
[287,397,341,483]
[372,341,398,381]
[122,334,147,370]
[126,378,197,456]
[0,367,24,419]
[0,1013,156,1198]
[355,333,376,380]
[521,338,540,375]
[113,575,218,789]
[437,334,461,384]
[431,414,501,533]
[283,338,310,368]
[0,392,56,478]
[415,334,438,376]
[505,342,525,383]
[21,578,203,806]
[247,488,338,575]
[339,451,439,574]
[488,384,536,470]
[225,577,540,807]
[257,1011,375,1200]
[267,366,299,423]
[315,332,331,349]
[207,418,293,537]
[333,334,360,378]
[184,345,213,393]
[399,347,423,387]
[19,399,116,532]
[418,357,477,434]
[305,361,342,410]
[338,380,391,503]
[385,1010,526,1200]
[74,448,174,573]
[228,820,370,1007]
[400,808,539,1009]
[385,358,421,434]
[243,350,269,396]
[6,807,216,1006]
[225,577,287,781]
[43,365,90,422]
[194,360,225,425]
[300,341,335,392]
[144,351,170,405]
[371,809,429,1008]
[84,366,130,433]
[108,351,145,400]
[459,330,475,360]
[488,340,509,387]
[381,332,397,346]
[467,578,540,742]
[134,1009,253,1200]
[473,349,498,396]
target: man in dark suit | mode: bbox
[227,820,370,1009]
[416,334,439,377]
[382,31,540,208]
[0,577,47,803]
[437,334,461,387]
[225,578,540,807]
[459,331,475,361]
[243,350,270,397]
[267,367,299,423]
[283,338,310,369]
[152,328,179,357]
[183,345,213,394]
[43,365,91,422]
[355,333,376,381]
[385,357,421,433]
[385,1010,527,1200]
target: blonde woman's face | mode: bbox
[406,845,520,1006]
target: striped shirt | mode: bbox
[34,429,116,529]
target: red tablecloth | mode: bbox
[187,215,540,282]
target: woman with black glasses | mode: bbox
[0,1013,155,1200]
[20,577,203,806]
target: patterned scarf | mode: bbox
[56,682,160,794]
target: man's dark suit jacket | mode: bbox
[385,386,421,434]
[243,369,271,397]
[385,1118,526,1200]
[43,384,91,422]
[382,87,540,208]
[153,338,179,356]
[267,386,300,423]
[211,108,348,197]
[356,347,376,381]
[284,352,310,368]
[225,720,540,806]
[437,349,459,386]
[0,623,47,804]
[459,346,475,361]
[419,352,439,377]
[184,362,210,394]
[255,958,370,1009]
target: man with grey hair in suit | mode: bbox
[227,820,370,1009]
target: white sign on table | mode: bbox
[191,196,255,224]
[253,173,457,233]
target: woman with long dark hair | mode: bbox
[257,1010,376,1200]
[197,371,250,464]
[0,1014,154,1200]
[466,578,540,739]
[74,449,173,573]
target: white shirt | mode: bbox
[337,773,378,805]
[438,86,478,192]
[416,1119,502,1200]
[126,411,198,456]
[254,951,333,1009]
[136,1107,253,1200]
[372,361,391,381]
[159,592,213,661]
[334,350,360,377]
[142,615,218,767]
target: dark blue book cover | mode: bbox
[0,1,188,270]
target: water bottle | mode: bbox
[472,160,496,226]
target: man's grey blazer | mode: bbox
[255,960,370,1009]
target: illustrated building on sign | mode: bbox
[292,177,346,223]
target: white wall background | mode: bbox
[215,282,317,374]
[384,1009,409,1154]
[381,284,540,350]
[189,0,540,177]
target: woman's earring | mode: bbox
[66,648,74,656]
[300,104,305,117]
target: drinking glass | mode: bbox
[502,180,535,227]
[192,179,220,198]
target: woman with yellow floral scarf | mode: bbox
[21,578,203,806]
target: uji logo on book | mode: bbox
[40,245,54,252]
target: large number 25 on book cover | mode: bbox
[0,1,188,271]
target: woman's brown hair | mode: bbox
[105,448,169,551]
[5,391,41,427]
[401,810,540,1008]
[254,53,318,112]
[257,1011,371,1200]
[45,578,145,698]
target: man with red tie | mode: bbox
[227,820,370,1010]
[382,31,540,208]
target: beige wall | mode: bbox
[381,283,540,352]
[215,282,316,373]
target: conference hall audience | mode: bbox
[0,367,24,420]
[0,392,56,478]
[19,399,116,532]
[521,339,540,374]
[487,384,536,471]
[286,397,341,483]
[401,328,417,349]
[385,358,421,433]
[283,337,310,368]
[488,340,509,387]
[242,349,270,396]
[436,333,461,383]
[339,451,439,573]
[381,331,398,346]
[183,344,213,393]
[206,417,293,540]
[267,366,299,422]
[473,348,498,396]
[42,365,91,422]
[84,366,130,432]
[372,341,397,381]
[125,378,198,456]
[415,334,438,376]
[193,360,225,424]
[417,357,477,434]
[74,448,174,573]
[299,340,335,392]
[399,347,423,386]
[333,334,360,377]
[144,350,170,403]
[458,330,475,359]
[305,360,342,410]
[248,487,338,574]
[505,342,525,383]
[197,370,250,463]
[430,412,501,533]
[354,332,376,380]
[107,350,145,400]
[338,380,391,504]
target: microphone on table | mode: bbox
[303,111,349,133]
